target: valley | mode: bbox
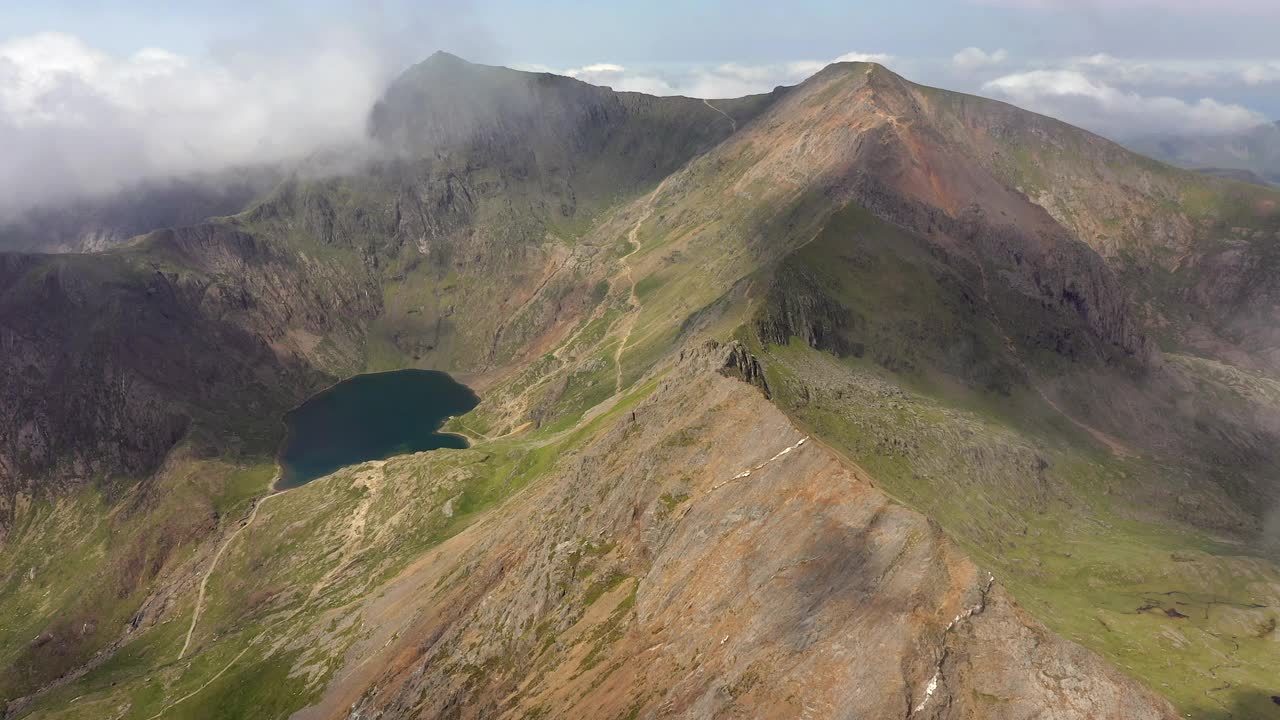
[1,53,1279,719]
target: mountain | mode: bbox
[1195,167,1274,185]
[2,53,1279,719]
[0,168,281,254]
[1129,120,1280,186]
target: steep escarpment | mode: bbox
[4,54,1280,720]
[910,75,1280,370]
[370,51,775,202]
[0,223,377,521]
[605,63,1153,394]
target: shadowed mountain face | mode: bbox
[0,169,282,254]
[1,54,1278,719]
[0,54,762,516]
[1129,120,1280,187]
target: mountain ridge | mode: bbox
[1,53,1278,719]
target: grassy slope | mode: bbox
[740,204,1280,718]
[0,455,275,703]
[7,61,1280,720]
[9,371,658,719]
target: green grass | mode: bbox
[760,340,1280,717]
[7,366,662,719]
[0,453,285,708]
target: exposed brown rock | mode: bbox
[296,350,1176,720]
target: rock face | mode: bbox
[368,51,775,224]
[687,339,771,397]
[0,223,377,524]
[0,55,764,522]
[296,345,1177,720]
[2,54,1278,719]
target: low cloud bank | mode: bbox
[520,51,894,100]
[0,29,401,220]
[983,69,1267,136]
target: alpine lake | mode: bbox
[277,369,479,489]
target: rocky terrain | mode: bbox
[1,54,1279,719]
[293,343,1177,720]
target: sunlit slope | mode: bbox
[3,55,1280,719]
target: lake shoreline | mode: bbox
[273,369,480,490]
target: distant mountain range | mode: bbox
[1128,120,1280,186]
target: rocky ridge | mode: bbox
[1,55,1279,719]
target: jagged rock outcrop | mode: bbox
[679,339,771,397]
[755,263,857,358]
[718,342,770,397]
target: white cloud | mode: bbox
[946,51,1280,93]
[526,51,894,100]
[563,63,626,76]
[543,62,679,95]
[983,69,1267,134]
[0,31,395,218]
[1065,54,1239,89]
[953,47,1009,71]
[1242,61,1280,85]
[0,36,898,218]
[833,52,895,65]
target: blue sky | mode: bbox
[8,0,1280,66]
[2,0,1279,214]
[7,0,1280,123]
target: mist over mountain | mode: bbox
[3,3,1280,716]
[1128,120,1280,186]
[0,32,390,221]
[0,166,282,252]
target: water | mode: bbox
[277,370,479,489]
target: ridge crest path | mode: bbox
[703,99,737,132]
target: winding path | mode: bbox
[702,99,737,132]
[613,177,671,394]
[146,647,252,720]
[177,489,282,661]
[155,176,676,708]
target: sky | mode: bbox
[3,0,1280,216]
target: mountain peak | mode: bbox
[421,50,470,66]
[820,58,899,80]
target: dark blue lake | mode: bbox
[277,370,479,489]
